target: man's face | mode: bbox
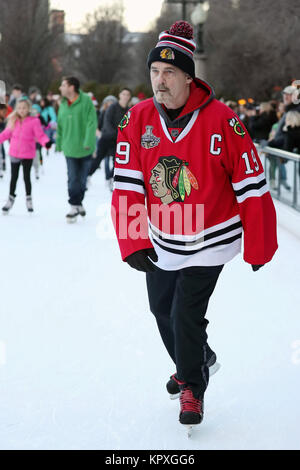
[150,61,192,109]
[149,163,167,198]
[12,89,22,99]
[283,93,293,106]
[119,90,131,107]
[59,80,72,98]
[0,108,6,119]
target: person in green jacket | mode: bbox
[57,76,97,222]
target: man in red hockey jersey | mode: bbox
[111,21,278,431]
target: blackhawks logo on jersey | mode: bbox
[228,117,245,137]
[149,156,198,205]
[118,111,131,131]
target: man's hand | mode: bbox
[125,248,158,272]
[45,141,52,149]
[252,264,264,272]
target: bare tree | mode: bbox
[76,1,127,84]
[0,0,62,92]
[205,0,300,100]
[133,2,181,88]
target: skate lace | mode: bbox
[180,387,202,414]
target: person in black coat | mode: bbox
[96,88,132,189]
[283,110,300,186]
[283,110,300,151]
[88,95,117,180]
[248,102,277,142]
[0,104,7,177]
[267,86,300,190]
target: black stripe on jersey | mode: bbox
[114,175,145,188]
[150,221,242,247]
[152,233,242,256]
[234,178,267,197]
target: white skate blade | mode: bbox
[169,392,180,400]
[66,216,78,224]
[209,361,221,377]
[183,424,198,438]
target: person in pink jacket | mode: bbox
[0,97,51,213]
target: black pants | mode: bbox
[89,137,115,177]
[146,265,223,397]
[10,159,33,196]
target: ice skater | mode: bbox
[0,103,7,178]
[0,97,51,214]
[111,21,278,436]
[56,76,97,223]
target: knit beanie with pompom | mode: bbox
[147,21,196,78]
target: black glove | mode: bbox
[45,141,52,149]
[125,248,158,273]
[252,264,264,272]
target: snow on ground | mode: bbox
[0,149,299,450]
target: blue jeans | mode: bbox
[66,155,92,205]
[105,156,114,180]
[45,128,56,143]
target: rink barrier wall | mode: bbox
[255,143,300,212]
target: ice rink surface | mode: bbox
[0,149,299,450]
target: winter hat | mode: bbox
[283,85,297,95]
[147,21,196,78]
[28,86,39,96]
[102,95,117,104]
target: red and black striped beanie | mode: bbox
[147,21,196,78]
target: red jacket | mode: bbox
[111,79,278,270]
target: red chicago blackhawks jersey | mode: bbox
[111,79,278,270]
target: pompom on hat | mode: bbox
[147,21,196,78]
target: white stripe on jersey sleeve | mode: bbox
[114,168,144,181]
[232,172,266,190]
[113,181,146,195]
[235,185,269,203]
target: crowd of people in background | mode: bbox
[0,78,143,220]
[0,77,299,219]
[225,83,300,190]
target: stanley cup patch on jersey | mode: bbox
[141,126,160,149]
[149,156,198,205]
[228,117,245,137]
